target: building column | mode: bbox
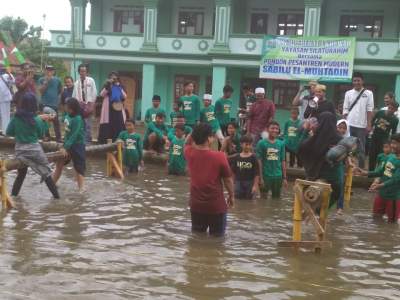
[70,59,83,81]
[304,0,323,37]
[395,74,400,101]
[212,66,227,100]
[211,0,231,53]
[141,0,159,52]
[69,0,87,47]
[89,0,103,31]
[141,64,156,121]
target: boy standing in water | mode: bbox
[200,94,224,144]
[167,124,187,175]
[145,95,165,124]
[178,82,200,128]
[117,119,143,173]
[215,85,234,136]
[357,134,400,223]
[229,135,260,200]
[283,107,302,168]
[185,123,234,236]
[256,121,287,199]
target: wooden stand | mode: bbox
[278,179,332,253]
[0,160,15,210]
[344,166,354,207]
[106,140,124,179]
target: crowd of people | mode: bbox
[1,61,400,236]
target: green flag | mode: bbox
[11,46,25,64]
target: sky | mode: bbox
[2,0,91,39]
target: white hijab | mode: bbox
[337,119,350,137]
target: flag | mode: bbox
[10,46,25,64]
[0,42,10,68]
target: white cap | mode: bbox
[203,94,212,100]
[255,87,265,94]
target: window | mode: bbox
[174,75,200,100]
[272,80,299,107]
[178,12,204,35]
[114,10,144,33]
[250,13,268,34]
[277,14,304,36]
[339,15,383,38]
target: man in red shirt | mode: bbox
[185,123,234,236]
[247,87,275,145]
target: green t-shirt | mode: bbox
[284,119,301,152]
[376,153,390,171]
[168,136,186,174]
[167,126,192,141]
[6,116,46,144]
[170,111,180,127]
[369,154,400,200]
[118,131,143,167]
[372,110,398,141]
[215,98,233,126]
[200,105,220,133]
[144,122,168,141]
[63,114,85,149]
[178,95,200,126]
[145,107,166,124]
[256,138,285,179]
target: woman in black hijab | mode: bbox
[298,112,343,207]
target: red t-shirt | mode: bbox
[184,145,231,214]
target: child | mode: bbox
[229,135,260,200]
[200,94,224,144]
[256,121,287,199]
[167,124,187,176]
[52,97,86,191]
[376,141,392,171]
[117,119,143,174]
[170,101,181,127]
[144,95,166,124]
[144,112,169,153]
[284,107,302,168]
[167,113,192,140]
[177,81,200,128]
[357,134,400,223]
[6,92,59,199]
[369,101,399,171]
[221,122,241,158]
[215,85,234,136]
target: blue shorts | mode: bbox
[191,211,227,236]
[65,143,86,175]
[235,180,254,200]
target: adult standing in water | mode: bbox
[247,87,275,145]
[98,72,127,143]
[343,72,374,168]
[185,123,234,236]
[72,64,98,144]
[178,81,200,128]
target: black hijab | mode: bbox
[298,112,342,180]
[15,92,38,126]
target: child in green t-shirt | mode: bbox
[177,81,200,127]
[117,119,144,174]
[283,107,302,168]
[144,95,166,124]
[170,101,181,127]
[376,141,392,171]
[215,85,234,135]
[200,94,224,144]
[144,112,169,153]
[256,121,287,199]
[168,124,187,176]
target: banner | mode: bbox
[259,35,356,82]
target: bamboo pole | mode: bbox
[344,166,354,207]
[117,142,123,171]
[292,183,303,242]
[0,160,14,210]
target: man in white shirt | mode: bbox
[72,64,97,144]
[292,80,318,121]
[343,72,374,168]
[0,64,15,133]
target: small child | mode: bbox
[52,97,86,191]
[357,134,400,223]
[144,95,166,124]
[221,122,241,158]
[6,92,59,199]
[167,124,187,176]
[117,119,143,174]
[167,113,192,139]
[256,121,287,199]
[284,107,302,168]
[170,101,181,127]
[376,141,392,171]
[144,112,169,153]
[229,135,260,200]
[200,94,224,144]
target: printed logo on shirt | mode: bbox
[266,148,279,161]
[237,161,253,170]
[206,111,216,121]
[151,114,156,122]
[184,101,192,111]
[126,138,137,150]
[172,144,183,156]
[288,126,297,137]
[376,118,390,131]
[246,102,253,111]
[384,161,394,178]
[223,104,231,114]
[64,118,71,132]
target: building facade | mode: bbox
[48,0,400,124]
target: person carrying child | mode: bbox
[6,92,59,199]
[117,119,143,174]
[256,121,287,199]
[356,134,400,223]
[284,107,302,168]
[144,112,169,153]
[167,124,187,176]
[229,135,260,200]
[200,94,224,144]
[52,97,86,192]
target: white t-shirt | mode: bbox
[0,73,14,103]
[343,88,374,129]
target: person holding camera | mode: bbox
[292,80,318,120]
[38,65,63,142]
[303,84,336,120]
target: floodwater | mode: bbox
[0,154,399,300]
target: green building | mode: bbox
[48,0,400,124]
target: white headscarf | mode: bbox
[337,119,350,137]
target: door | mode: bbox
[119,75,137,119]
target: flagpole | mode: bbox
[40,14,46,72]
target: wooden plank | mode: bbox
[277,241,332,249]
